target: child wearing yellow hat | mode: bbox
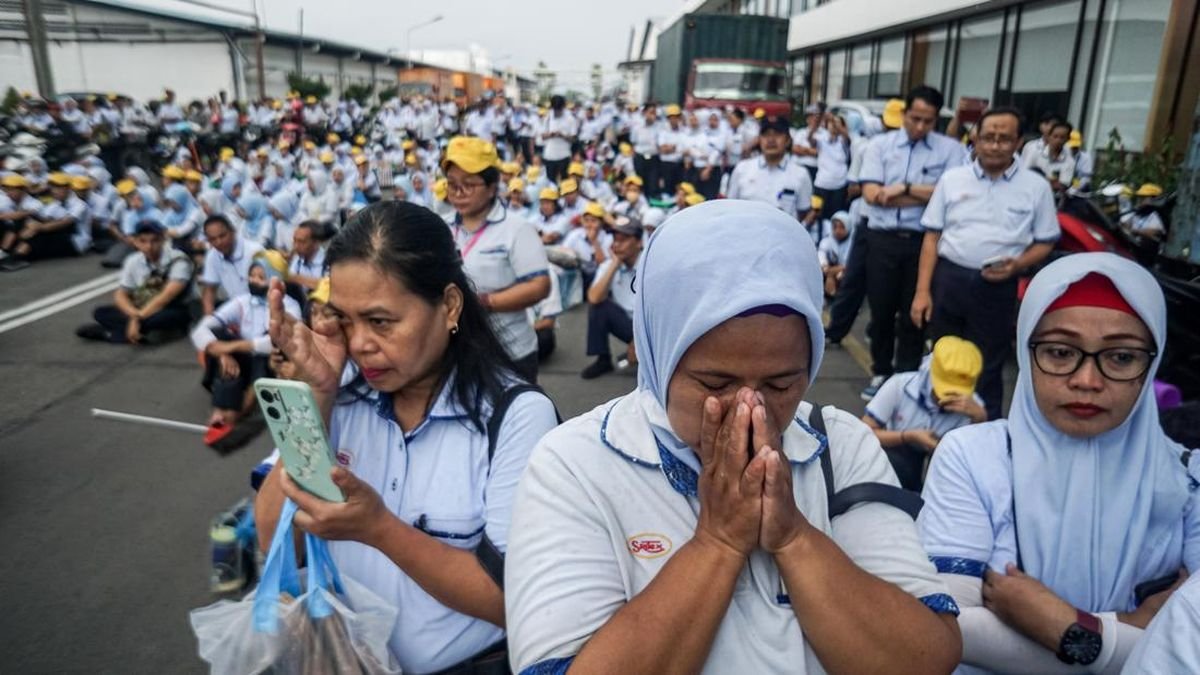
[1124,183,1166,240]
[861,335,987,490]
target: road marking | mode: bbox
[822,309,872,375]
[0,272,120,323]
[0,278,120,335]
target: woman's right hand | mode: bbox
[694,388,767,559]
[268,278,346,395]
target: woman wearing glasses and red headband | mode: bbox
[917,252,1200,673]
[443,136,551,383]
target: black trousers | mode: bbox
[633,155,658,196]
[865,229,924,377]
[543,159,569,184]
[26,227,79,260]
[814,186,848,219]
[826,218,870,342]
[512,351,538,384]
[536,327,556,361]
[93,304,191,343]
[658,160,683,197]
[203,351,272,410]
[586,299,634,358]
[928,258,1017,421]
[685,166,720,200]
[885,444,928,492]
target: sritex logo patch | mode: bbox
[627,533,673,559]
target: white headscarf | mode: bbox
[1011,252,1192,612]
[633,199,826,472]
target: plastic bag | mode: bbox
[190,499,401,674]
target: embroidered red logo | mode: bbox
[627,533,673,559]
[335,451,352,466]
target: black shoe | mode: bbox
[0,257,29,272]
[581,357,614,380]
[75,323,113,342]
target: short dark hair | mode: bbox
[478,166,501,188]
[978,106,1025,137]
[1050,120,1073,135]
[203,214,232,233]
[905,85,944,113]
[730,108,745,121]
[1039,110,1064,125]
[295,219,322,239]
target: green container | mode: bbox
[650,13,790,105]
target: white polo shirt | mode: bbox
[506,392,956,673]
[921,160,1059,270]
[813,134,850,190]
[452,200,550,361]
[726,155,814,220]
[590,256,638,316]
[326,376,558,674]
[864,371,981,439]
[657,126,686,163]
[190,293,300,355]
[200,237,265,300]
[288,245,326,278]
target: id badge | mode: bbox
[778,189,798,217]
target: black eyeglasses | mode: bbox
[1028,341,1156,382]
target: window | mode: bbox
[875,36,906,97]
[790,56,809,107]
[1084,0,1170,151]
[910,26,951,94]
[692,62,789,101]
[951,13,1004,109]
[1068,0,1102,127]
[809,51,827,103]
[1005,1,1082,123]
[847,42,872,99]
[826,47,847,102]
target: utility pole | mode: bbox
[297,8,304,77]
[21,0,55,99]
[253,0,265,100]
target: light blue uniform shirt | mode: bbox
[326,377,558,674]
[864,371,980,439]
[859,129,966,232]
[921,160,1059,269]
[591,257,638,316]
[1122,572,1200,673]
[200,237,265,301]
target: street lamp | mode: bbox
[405,14,444,70]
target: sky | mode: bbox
[130,0,689,90]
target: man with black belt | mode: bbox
[857,85,966,401]
[630,105,660,200]
[911,107,1059,420]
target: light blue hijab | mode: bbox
[633,199,826,472]
[1011,252,1191,612]
[161,184,196,229]
[238,194,272,242]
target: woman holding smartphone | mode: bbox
[256,200,559,674]
[918,252,1200,673]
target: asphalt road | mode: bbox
[0,253,875,674]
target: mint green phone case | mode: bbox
[254,378,345,503]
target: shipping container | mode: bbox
[650,13,789,108]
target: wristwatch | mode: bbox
[1056,609,1102,665]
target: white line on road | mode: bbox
[91,408,208,434]
[0,272,120,324]
[0,279,119,335]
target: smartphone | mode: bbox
[981,255,1008,269]
[1135,572,1180,605]
[254,378,345,503]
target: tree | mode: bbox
[286,72,331,101]
[343,82,375,106]
[378,85,399,102]
[1,87,21,115]
[590,63,603,100]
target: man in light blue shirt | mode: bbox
[912,107,1058,420]
[858,86,967,400]
[581,215,643,379]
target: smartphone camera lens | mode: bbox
[260,390,275,403]
[266,406,281,420]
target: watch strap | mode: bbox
[1075,609,1101,633]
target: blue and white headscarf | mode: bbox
[1011,252,1192,612]
[633,199,826,471]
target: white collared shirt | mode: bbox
[191,293,300,354]
[200,237,265,300]
[864,371,981,439]
[726,155,814,219]
[591,257,637,316]
[506,392,955,674]
[921,160,1059,269]
[327,376,558,674]
[288,245,326,278]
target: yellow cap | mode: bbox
[1068,130,1082,148]
[538,107,548,117]
[319,150,335,163]
[252,249,289,279]
[327,133,340,144]
[664,104,682,117]
[402,140,415,150]
[353,155,368,165]
[559,178,579,195]
[305,95,317,104]
[507,177,526,192]
[219,147,235,161]
[256,147,270,157]
[116,178,138,196]
[1136,183,1163,198]
[526,166,541,179]
[442,136,499,174]
[354,134,366,146]
[624,174,644,187]
[883,99,905,128]
[303,139,316,150]
[433,177,448,200]
[619,142,633,156]
[350,146,363,156]
[753,108,766,119]
[70,175,93,191]
[500,161,520,175]
[308,277,331,304]
[810,195,824,210]
[271,100,283,110]
[930,336,983,400]
[278,139,291,149]
[48,172,72,187]
[405,153,418,166]
[185,169,204,183]
[678,182,696,195]
[684,193,706,206]
[1,174,28,188]
[162,165,185,180]
[539,186,560,201]
[567,161,585,177]
[584,202,605,218]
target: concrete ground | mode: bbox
[0,253,881,673]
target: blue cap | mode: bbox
[133,219,165,236]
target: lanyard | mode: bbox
[459,223,490,258]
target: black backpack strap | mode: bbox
[477,383,561,589]
[809,402,924,520]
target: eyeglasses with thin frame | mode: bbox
[1028,341,1156,382]
[977,134,1018,146]
[446,179,486,195]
